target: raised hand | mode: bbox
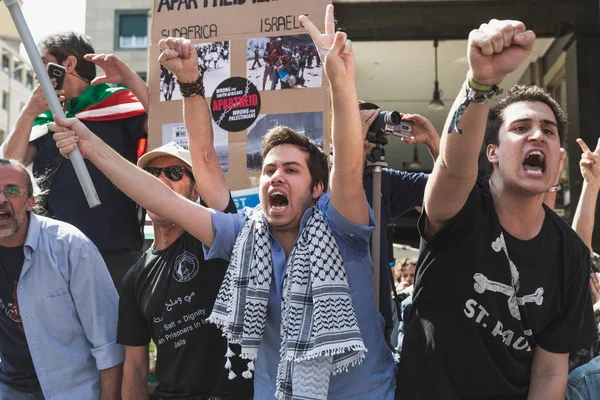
[24,85,65,117]
[49,116,95,159]
[85,53,135,86]
[360,109,380,140]
[300,5,355,86]
[577,138,600,190]
[468,19,536,86]
[158,37,199,83]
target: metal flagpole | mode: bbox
[2,0,101,208]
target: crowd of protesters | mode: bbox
[0,4,598,400]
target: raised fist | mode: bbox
[158,37,199,84]
[468,19,536,86]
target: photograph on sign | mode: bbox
[160,41,231,102]
[161,121,229,172]
[246,35,322,91]
[247,112,324,170]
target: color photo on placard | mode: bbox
[160,41,231,102]
[246,35,322,91]
[246,112,324,170]
[161,121,229,173]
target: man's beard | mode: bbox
[0,208,26,240]
[268,189,315,230]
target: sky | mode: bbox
[18,0,87,60]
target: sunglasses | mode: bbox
[144,166,194,182]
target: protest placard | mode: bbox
[149,0,331,191]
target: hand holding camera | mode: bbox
[400,114,439,145]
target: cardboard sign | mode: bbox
[149,0,331,191]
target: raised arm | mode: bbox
[301,5,369,225]
[85,53,149,112]
[424,20,535,236]
[1,85,64,164]
[50,117,216,247]
[572,138,600,255]
[157,38,230,211]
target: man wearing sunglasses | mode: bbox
[0,159,123,399]
[116,141,254,400]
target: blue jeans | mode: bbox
[0,384,44,400]
[567,355,600,400]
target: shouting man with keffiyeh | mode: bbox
[2,32,147,290]
[49,6,396,399]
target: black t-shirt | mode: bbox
[398,182,597,399]
[117,230,253,399]
[33,115,146,252]
[0,245,40,393]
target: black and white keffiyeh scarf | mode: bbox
[208,205,366,400]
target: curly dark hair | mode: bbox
[261,126,329,192]
[39,32,96,82]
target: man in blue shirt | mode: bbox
[49,5,395,399]
[0,159,123,400]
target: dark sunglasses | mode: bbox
[144,166,195,182]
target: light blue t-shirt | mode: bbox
[205,193,396,399]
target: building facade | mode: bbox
[85,0,151,82]
[0,3,34,144]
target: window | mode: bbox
[2,91,7,110]
[116,11,149,50]
[13,62,23,83]
[0,129,5,143]
[26,73,33,90]
[2,55,9,73]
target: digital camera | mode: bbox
[367,111,413,142]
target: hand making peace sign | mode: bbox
[300,5,355,87]
[577,138,600,190]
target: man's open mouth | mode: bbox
[269,191,289,212]
[0,210,12,222]
[522,150,546,176]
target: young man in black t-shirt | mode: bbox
[397,20,597,399]
[118,143,253,400]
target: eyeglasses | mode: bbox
[1,186,26,198]
[144,166,194,182]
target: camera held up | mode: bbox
[367,111,413,144]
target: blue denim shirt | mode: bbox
[205,193,396,400]
[13,214,124,399]
[567,355,600,400]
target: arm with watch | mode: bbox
[423,20,535,237]
[158,38,230,212]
